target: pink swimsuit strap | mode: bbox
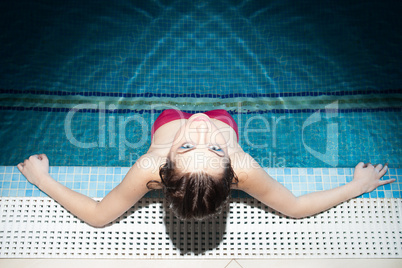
[151,109,239,142]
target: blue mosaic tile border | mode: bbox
[1,88,401,99]
[1,106,401,114]
[1,166,400,199]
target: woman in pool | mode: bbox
[17,109,393,227]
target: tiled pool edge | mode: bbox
[0,166,400,198]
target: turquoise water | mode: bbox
[0,0,401,168]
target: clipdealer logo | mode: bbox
[64,102,148,160]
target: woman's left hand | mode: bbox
[17,154,50,187]
[352,162,395,194]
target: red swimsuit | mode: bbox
[151,109,239,141]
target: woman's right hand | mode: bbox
[352,162,394,194]
[17,154,50,187]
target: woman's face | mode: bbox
[169,113,229,175]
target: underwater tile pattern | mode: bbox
[1,1,401,95]
[0,166,400,198]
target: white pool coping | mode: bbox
[1,258,402,268]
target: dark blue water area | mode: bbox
[0,0,401,94]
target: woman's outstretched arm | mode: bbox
[18,154,153,227]
[238,155,395,219]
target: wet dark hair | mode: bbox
[147,157,238,220]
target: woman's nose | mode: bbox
[196,124,207,144]
[196,123,208,132]
[194,119,216,144]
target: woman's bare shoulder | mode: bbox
[130,153,166,182]
[231,151,260,169]
[231,152,262,186]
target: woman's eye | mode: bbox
[180,143,194,149]
[210,145,222,151]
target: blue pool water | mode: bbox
[0,0,401,170]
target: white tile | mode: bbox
[236,259,402,268]
[2,259,402,268]
[225,259,243,268]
